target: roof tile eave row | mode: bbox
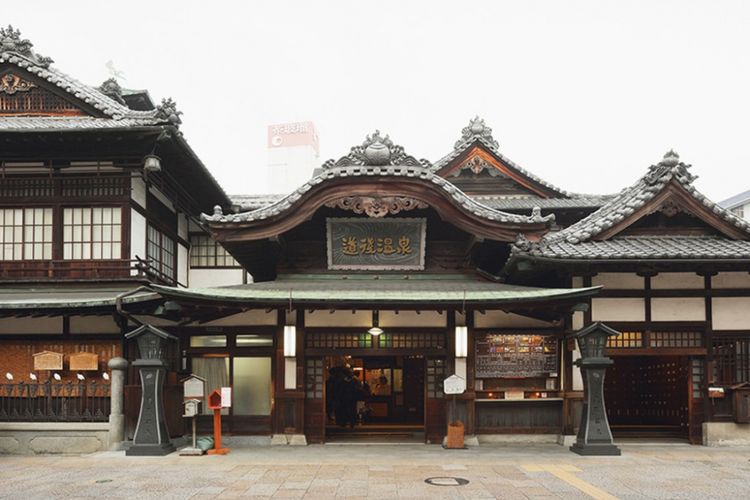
[203,164,556,227]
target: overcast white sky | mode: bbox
[9,1,750,200]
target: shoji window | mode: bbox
[189,234,239,267]
[147,224,176,281]
[63,207,122,259]
[0,207,53,260]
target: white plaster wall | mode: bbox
[712,297,750,330]
[178,214,189,241]
[189,268,245,288]
[177,243,189,287]
[474,310,554,328]
[651,272,704,289]
[130,209,147,274]
[0,317,62,335]
[148,185,175,212]
[69,316,120,334]
[130,175,147,208]
[380,311,446,328]
[201,309,277,327]
[712,272,750,289]
[305,310,371,328]
[651,298,706,321]
[591,298,645,321]
[591,273,644,290]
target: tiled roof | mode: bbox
[475,195,612,210]
[229,193,612,212]
[432,117,573,197]
[719,190,750,210]
[230,194,287,211]
[539,151,750,246]
[524,236,750,260]
[203,164,555,226]
[150,274,600,305]
[0,116,162,131]
[0,26,177,129]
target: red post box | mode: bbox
[206,389,229,455]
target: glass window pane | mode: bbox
[236,334,273,347]
[191,357,230,415]
[189,335,227,347]
[233,357,272,415]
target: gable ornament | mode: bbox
[322,130,431,169]
[0,25,54,68]
[0,72,35,95]
[455,116,499,150]
[325,196,428,218]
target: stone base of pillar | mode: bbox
[569,442,621,456]
[126,442,176,456]
[107,414,126,450]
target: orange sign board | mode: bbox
[32,351,63,371]
[69,352,99,371]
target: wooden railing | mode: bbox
[0,257,181,286]
[0,381,110,422]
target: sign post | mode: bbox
[443,374,466,449]
[206,388,231,455]
[180,374,206,456]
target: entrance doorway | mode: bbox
[324,355,425,442]
[605,356,691,440]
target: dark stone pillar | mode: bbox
[570,358,620,455]
[124,324,177,456]
[568,321,621,456]
[127,360,175,455]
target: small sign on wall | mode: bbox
[69,352,99,371]
[220,387,232,408]
[32,351,63,371]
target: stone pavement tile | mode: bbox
[216,489,250,499]
[310,478,340,487]
[246,483,282,496]
[272,490,306,498]
[305,486,337,497]
[281,480,312,490]
[198,486,227,495]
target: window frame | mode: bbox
[147,223,177,284]
[189,233,241,269]
[0,206,54,261]
[62,205,124,260]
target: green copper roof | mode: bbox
[150,275,600,306]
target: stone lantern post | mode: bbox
[125,324,177,456]
[567,321,621,456]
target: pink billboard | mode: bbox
[267,121,319,154]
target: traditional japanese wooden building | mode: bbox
[2,26,749,451]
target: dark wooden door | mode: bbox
[304,357,326,443]
[424,357,447,444]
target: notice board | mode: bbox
[475,334,558,378]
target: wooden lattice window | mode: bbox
[691,359,704,399]
[712,336,750,385]
[0,81,87,116]
[649,331,703,348]
[379,332,446,349]
[63,207,122,259]
[305,358,324,399]
[189,234,239,267]
[426,358,446,398]
[306,333,372,349]
[147,224,176,282]
[606,331,643,348]
[0,207,53,260]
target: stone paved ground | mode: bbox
[1,444,749,499]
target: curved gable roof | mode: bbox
[202,131,556,242]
